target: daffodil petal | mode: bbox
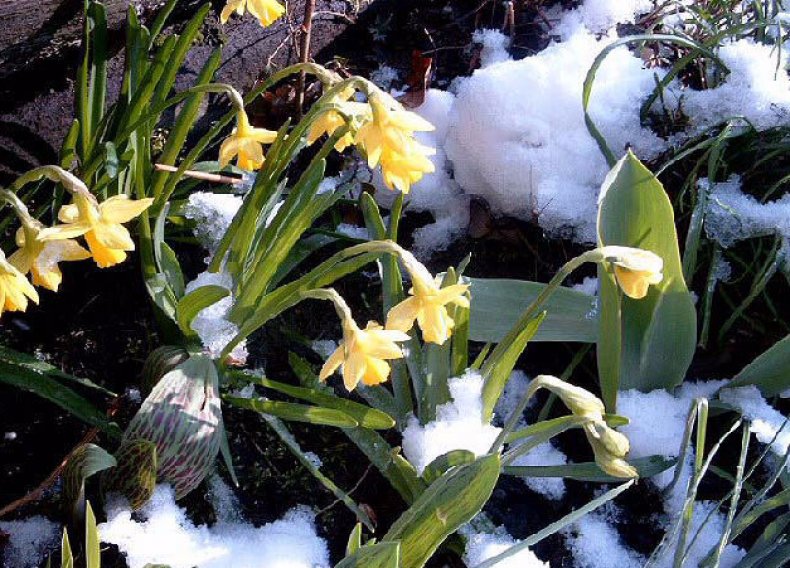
[38,223,91,241]
[319,345,345,381]
[100,195,153,224]
[385,296,420,333]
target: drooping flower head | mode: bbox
[385,249,469,345]
[316,290,409,391]
[600,246,664,300]
[219,109,278,171]
[39,193,153,268]
[354,94,436,194]
[0,250,38,316]
[527,375,638,479]
[8,221,90,291]
[220,0,285,28]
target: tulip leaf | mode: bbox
[225,396,360,428]
[383,453,501,568]
[176,285,230,337]
[60,529,73,568]
[336,541,401,568]
[85,502,100,568]
[346,523,363,557]
[597,151,697,409]
[422,449,477,484]
[469,278,598,343]
[503,454,675,482]
[727,334,790,397]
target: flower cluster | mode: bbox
[527,375,638,478]
[221,84,436,194]
[0,174,152,318]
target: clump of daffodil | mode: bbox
[600,245,664,300]
[307,289,409,391]
[0,250,38,316]
[385,248,469,345]
[39,193,153,269]
[220,0,285,28]
[354,94,436,194]
[9,221,90,291]
[219,108,278,171]
[527,375,638,478]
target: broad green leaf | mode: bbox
[225,396,360,428]
[503,455,675,482]
[176,285,230,337]
[336,542,400,568]
[597,151,696,407]
[728,335,790,397]
[0,361,119,436]
[383,453,501,568]
[469,278,597,343]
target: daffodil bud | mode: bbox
[526,375,606,420]
[587,420,630,458]
[597,245,664,299]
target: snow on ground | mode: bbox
[703,175,790,273]
[184,192,244,257]
[0,516,60,568]
[563,513,645,568]
[100,485,330,568]
[463,528,548,567]
[570,276,599,296]
[402,370,502,474]
[719,386,790,462]
[184,270,248,363]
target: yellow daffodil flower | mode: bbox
[320,320,409,391]
[601,246,664,300]
[219,109,278,171]
[0,251,38,316]
[38,194,153,269]
[314,289,409,391]
[352,95,436,193]
[379,144,436,194]
[220,0,285,28]
[385,250,469,345]
[8,222,90,291]
[527,375,638,479]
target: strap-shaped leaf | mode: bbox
[176,285,230,337]
[422,450,476,484]
[225,396,360,428]
[503,455,675,482]
[383,453,501,568]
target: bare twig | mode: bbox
[154,163,243,186]
[296,0,317,119]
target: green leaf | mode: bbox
[225,396,360,428]
[176,285,230,337]
[422,450,477,484]
[346,523,363,557]
[597,151,697,407]
[383,453,501,568]
[233,370,396,430]
[0,360,119,436]
[469,278,597,343]
[480,312,546,422]
[63,444,116,521]
[336,542,401,568]
[85,502,100,568]
[728,334,790,397]
[60,530,73,568]
[503,455,675,482]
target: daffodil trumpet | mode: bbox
[0,249,39,317]
[302,288,409,392]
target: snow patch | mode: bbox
[100,485,330,568]
[463,528,548,567]
[0,516,60,568]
